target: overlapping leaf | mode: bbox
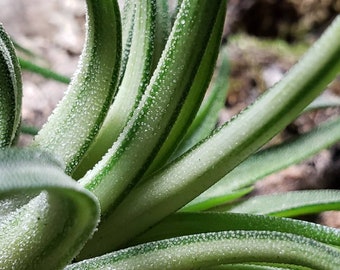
[67,229,340,269]
[183,115,340,211]
[87,15,340,255]
[73,0,158,179]
[0,148,99,269]
[77,0,227,258]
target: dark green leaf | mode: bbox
[0,24,22,148]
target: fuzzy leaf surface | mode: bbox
[33,0,122,174]
[0,148,99,269]
[93,15,340,252]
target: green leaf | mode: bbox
[151,0,171,71]
[304,92,340,112]
[20,124,39,136]
[144,2,227,174]
[18,57,70,84]
[130,212,340,248]
[0,148,99,269]
[227,190,340,217]
[33,0,122,175]
[72,0,157,179]
[0,24,22,148]
[66,230,340,269]
[77,0,227,259]
[182,187,253,212]
[13,39,70,84]
[183,115,340,211]
[12,40,37,58]
[92,15,340,251]
[81,1,226,215]
[172,47,230,159]
[207,263,311,270]
[118,0,137,82]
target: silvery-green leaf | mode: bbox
[171,48,229,159]
[93,15,340,252]
[33,0,122,175]
[228,190,340,217]
[0,148,99,269]
[183,116,340,211]
[131,212,340,248]
[67,230,340,269]
[78,0,227,258]
[72,0,157,179]
[144,2,227,174]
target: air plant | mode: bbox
[1,0,340,269]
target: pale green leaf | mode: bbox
[228,190,340,217]
[183,116,340,211]
[33,0,122,175]
[93,15,340,251]
[172,47,230,159]
[67,231,340,269]
[304,92,340,112]
[144,0,227,173]
[78,0,227,258]
[131,212,340,248]
[72,0,156,179]
[0,148,99,269]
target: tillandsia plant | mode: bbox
[2,0,340,269]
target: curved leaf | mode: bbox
[91,15,340,251]
[118,0,136,82]
[79,0,226,215]
[33,0,122,174]
[77,0,227,259]
[171,47,230,159]
[67,231,340,269]
[130,212,340,248]
[0,148,99,269]
[183,116,340,211]
[151,0,171,71]
[73,0,157,179]
[228,190,340,217]
[144,0,227,173]
[0,24,22,148]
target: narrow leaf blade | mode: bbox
[73,0,156,179]
[184,116,340,211]
[0,24,22,148]
[228,190,340,217]
[172,48,230,158]
[131,212,340,248]
[33,0,122,175]
[67,230,340,269]
[78,0,227,258]
[144,0,227,173]
[95,15,340,250]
